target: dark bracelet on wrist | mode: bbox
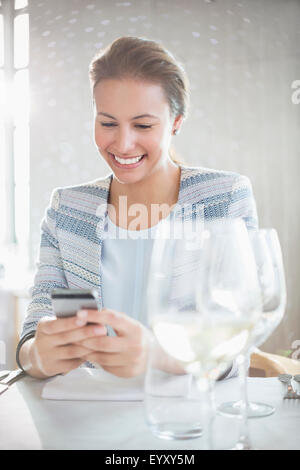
[15,331,36,372]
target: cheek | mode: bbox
[94,124,101,146]
[94,126,110,150]
[147,129,169,152]
[152,129,170,153]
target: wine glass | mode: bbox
[218,228,287,421]
[146,216,262,447]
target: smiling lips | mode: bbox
[109,152,146,168]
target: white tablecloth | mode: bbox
[0,375,299,450]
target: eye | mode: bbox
[100,122,117,127]
[99,122,153,129]
[136,124,152,129]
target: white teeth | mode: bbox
[113,154,144,165]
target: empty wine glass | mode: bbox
[145,216,262,448]
[218,228,287,421]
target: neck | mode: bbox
[110,159,181,206]
[108,159,181,230]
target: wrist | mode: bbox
[19,337,49,379]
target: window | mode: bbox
[0,0,29,270]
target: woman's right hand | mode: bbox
[20,313,107,379]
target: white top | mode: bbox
[100,215,239,380]
[101,216,159,327]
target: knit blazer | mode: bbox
[18,165,258,348]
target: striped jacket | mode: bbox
[17,165,258,374]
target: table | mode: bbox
[0,375,299,450]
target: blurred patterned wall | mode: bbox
[28,0,300,354]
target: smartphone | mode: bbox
[51,288,99,318]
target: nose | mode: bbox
[114,126,137,155]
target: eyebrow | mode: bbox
[97,112,160,121]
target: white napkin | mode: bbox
[41,367,145,401]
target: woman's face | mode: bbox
[93,78,181,185]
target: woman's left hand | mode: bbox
[76,308,151,378]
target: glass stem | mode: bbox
[197,376,215,450]
[236,354,252,450]
[207,377,216,450]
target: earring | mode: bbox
[173,129,179,136]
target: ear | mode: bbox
[172,114,184,135]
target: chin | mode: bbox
[113,170,146,185]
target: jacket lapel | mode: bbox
[175,165,205,222]
[70,173,112,308]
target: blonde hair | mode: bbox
[89,36,189,164]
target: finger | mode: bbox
[78,335,126,353]
[84,351,132,367]
[79,308,140,337]
[59,358,87,375]
[53,323,107,346]
[55,344,93,361]
[33,352,86,378]
[101,365,142,378]
[38,314,89,335]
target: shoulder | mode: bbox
[178,164,257,228]
[178,164,252,202]
[179,164,250,189]
[48,173,112,210]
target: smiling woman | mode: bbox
[17,36,259,381]
[93,77,182,194]
[89,36,188,167]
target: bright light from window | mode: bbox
[0,69,5,124]
[14,126,29,185]
[13,69,30,125]
[0,69,5,245]
[0,125,7,245]
[14,14,29,69]
[14,125,30,249]
[14,0,28,10]
[0,15,3,67]
[0,4,30,270]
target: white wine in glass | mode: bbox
[146,217,262,445]
[217,228,287,420]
